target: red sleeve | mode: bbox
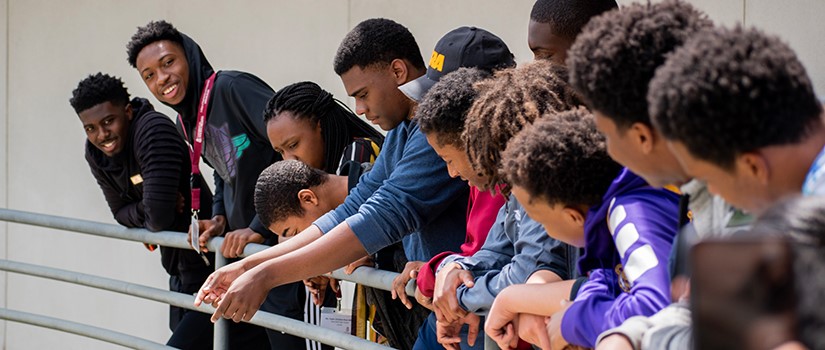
[416,186,506,297]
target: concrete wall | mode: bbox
[0,0,822,348]
[1,0,7,346]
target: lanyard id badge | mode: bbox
[180,72,217,266]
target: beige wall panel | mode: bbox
[746,0,825,96]
[1,0,822,348]
[348,0,537,65]
[0,0,8,345]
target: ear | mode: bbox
[629,122,655,155]
[738,152,770,185]
[562,206,586,229]
[125,103,134,121]
[297,189,320,208]
[389,58,410,86]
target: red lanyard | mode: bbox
[178,72,217,214]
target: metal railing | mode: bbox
[0,208,413,349]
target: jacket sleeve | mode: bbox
[85,151,145,228]
[596,302,692,350]
[211,172,226,218]
[313,139,387,233]
[417,187,506,298]
[224,74,278,238]
[226,73,274,143]
[315,124,468,255]
[443,203,511,274]
[561,193,678,348]
[454,202,566,314]
[133,114,187,232]
[416,251,456,298]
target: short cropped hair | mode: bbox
[649,26,823,169]
[254,160,329,227]
[464,60,584,193]
[503,108,622,207]
[530,0,618,39]
[753,196,825,350]
[333,18,426,75]
[416,67,492,147]
[69,73,130,114]
[568,0,711,129]
[126,20,183,68]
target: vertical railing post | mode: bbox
[213,253,229,350]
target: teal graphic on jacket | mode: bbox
[203,123,251,186]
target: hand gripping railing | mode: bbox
[0,208,409,349]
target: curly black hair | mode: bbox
[126,20,183,68]
[69,73,130,114]
[567,0,712,129]
[464,60,584,193]
[333,18,425,75]
[649,26,823,169]
[264,81,385,174]
[530,0,618,39]
[751,195,825,350]
[254,160,329,228]
[416,67,492,147]
[503,107,622,207]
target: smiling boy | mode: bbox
[72,73,217,349]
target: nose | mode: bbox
[97,126,110,141]
[446,163,460,179]
[157,69,169,86]
[282,151,298,162]
[355,100,367,116]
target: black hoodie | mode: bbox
[166,34,280,237]
[85,97,214,285]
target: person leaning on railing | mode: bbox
[70,72,217,349]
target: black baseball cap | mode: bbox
[400,26,516,101]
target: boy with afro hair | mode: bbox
[485,109,679,349]
[71,73,217,349]
[431,60,582,349]
[566,0,712,191]
[615,26,825,348]
[527,0,617,64]
[649,26,825,214]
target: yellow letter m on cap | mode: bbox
[429,50,445,72]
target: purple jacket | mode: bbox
[561,169,679,347]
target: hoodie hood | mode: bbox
[130,97,155,120]
[164,33,215,123]
[578,168,650,273]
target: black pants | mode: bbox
[167,275,271,349]
[259,281,336,350]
